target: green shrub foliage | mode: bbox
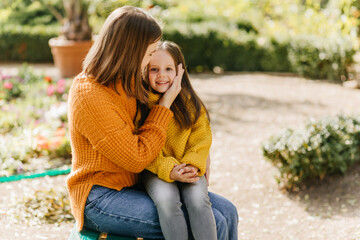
[0,3,356,80]
[163,22,354,80]
[288,35,355,81]
[263,115,360,191]
[0,24,58,62]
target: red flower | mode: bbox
[35,135,49,150]
[44,76,52,83]
[55,127,66,137]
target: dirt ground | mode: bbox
[1,64,360,240]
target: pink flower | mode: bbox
[2,75,12,80]
[3,82,13,90]
[47,85,55,96]
[56,86,66,94]
[57,78,66,87]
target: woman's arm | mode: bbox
[71,91,173,173]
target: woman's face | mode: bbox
[141,41,159,70]
[148,50,176,93]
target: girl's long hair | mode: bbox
[138,41,210,129]
[83,6,162,103]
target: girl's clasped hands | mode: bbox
[170,163,200,183]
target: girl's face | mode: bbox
[141,41,159,70]
[148,50,176,93]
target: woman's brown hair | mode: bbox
[139,41,210,129]
[83,6,162,103]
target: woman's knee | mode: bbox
[213,209,229,240]
[224,199,239,222]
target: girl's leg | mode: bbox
[208,192,239,240]
[142,171,188,240]
[179,176,217,240]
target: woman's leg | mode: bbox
[208,192,239,240]
[179,176,217,240]
[83,184,164,239]
[142,171,188,240]
[83,185,238,240]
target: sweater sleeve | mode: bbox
[145,150,181,183]
[71,90,173,173]
[180,110,212,176]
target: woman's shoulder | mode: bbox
[69,75,119,106]
[71,75,104,92]
[72,75,120,98]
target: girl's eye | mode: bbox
[150,68,158,72]
[166,67,174,71]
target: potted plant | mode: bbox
[45,0,93,77]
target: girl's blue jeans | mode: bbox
[83,184,239,240]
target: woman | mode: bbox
[67,6,238,240]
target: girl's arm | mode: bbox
[145,150,181,182]
[180,109,212,176]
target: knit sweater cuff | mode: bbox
[146,105,173,126]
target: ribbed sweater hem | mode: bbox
[68,183,93,231]
[146,105,173,126]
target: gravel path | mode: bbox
[1,64,360,239]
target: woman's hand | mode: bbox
[159,64,184,109]
[170,163,199,183]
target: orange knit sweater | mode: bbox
[66,75,173,231]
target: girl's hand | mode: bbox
[184,164,199,174]
[159,64,184,109]
[170,163,199,183]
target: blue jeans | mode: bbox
[142,171,217,240]
[83,184,238,240]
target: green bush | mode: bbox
[6,1,62,26]
[288,35,355,81]
[163,21,291,73]
[163,21,354,80]
[0,24,58,62]
[0,19,355,81]
[262,115,360,191]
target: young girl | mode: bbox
[67,5,238,239]
[139,41,217,240]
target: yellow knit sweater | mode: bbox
[66,75,173,231]
[143,92,212,182]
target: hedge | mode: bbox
[262,115,360,191]
[0,24,58,62]
[0,22,355,81]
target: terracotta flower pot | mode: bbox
[49,37,93,78]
